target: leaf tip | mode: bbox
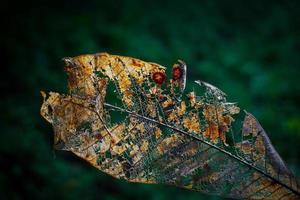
[40,91,46,100]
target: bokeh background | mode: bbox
[1,0,300,199]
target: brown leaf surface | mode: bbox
[41,53,300,199]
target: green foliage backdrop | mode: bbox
[1,0,300,199]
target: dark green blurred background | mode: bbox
[1,0,300,199]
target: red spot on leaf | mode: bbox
[172,66,182,81]
[152,72,166,85]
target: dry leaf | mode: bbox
[41,53,300,199]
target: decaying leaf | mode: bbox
[41,53,300,199]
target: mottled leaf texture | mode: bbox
[40,53,300,199]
